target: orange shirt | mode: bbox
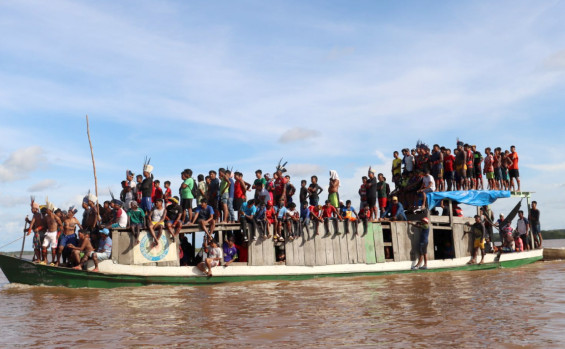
[509,152,519,170]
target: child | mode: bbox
[299,180,308,206]
[342,200,359,234]
[308,204,323,236]
[322,199,342,236]
[163,180,172,201]
[128,201,145,244]
[300,201,311,237]
[120,180,134,212]
[254,202,269,239]
[153,180,163,202]
[265,201,277,239]
[240,199,258,241]
[285,202,300,240]
[148,199,166,247]
[274,199,287,241]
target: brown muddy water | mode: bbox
[1,241,565,348]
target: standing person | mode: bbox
[207,170,220,222]
[392,151,402,189]
[508,145,521,191]
[365,169,378,220]
[443,148,456,191]
[26,198,45,262]
[454,142,467,190]
[472,145,484,190]
[42,202,63,265]
[252,170,266,202]
[529,201,542,248]
[402,148,415,174]
[264,173,275,204]
[226,170,236,223]
[120,180,134,212]
[307,175,323,207]
[140,161,154,214]
[410,217,430,270]
[273,172,287,207]
[483,148,496,190]
[56,207,82,266]
[465,215,486,264]
[502,150,512,190]
[219,168,230,223]
[464,144,475,189]
[376,173,390,216]
[285,175,296,205]
[358,176,368,210]
[515,210,530,250]
[328,170,340,209]
[196,174,207,205]
[152,180,163,203]
[298,180,309,206]
[233,172,248,219]
[493,148,503,190]
[180,169,196,223]
[163,181,172,202]
[135,174,143,204]
[480,205,495,252]
[430,144,444,192]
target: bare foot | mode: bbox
[92,268,99,272]
[72,266,81,270]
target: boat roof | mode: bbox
[427,190,516,210]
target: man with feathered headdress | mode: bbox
[40,198,63,265]
[140,156,154,214]
[25,196,45,262]
[273,159,288,206]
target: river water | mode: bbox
[1,241,565,348]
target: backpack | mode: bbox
[190,178,198,198]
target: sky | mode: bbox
[1,0,565,251]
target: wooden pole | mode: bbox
[86,115,98,199]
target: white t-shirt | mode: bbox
[423,174,436,191]
[404,155,414,172]
[516,218,528,235]
[209,246,222,260]
[117,208,128,228]
[151,207,165,222]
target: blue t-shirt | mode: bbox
[98,236,112,256]
[242,202,257,216]
[229,178,235,199]
[277,206,287,219]
[195,205,214,220]
[255,206,266,220]
[223,243,238,262]
[300,207,310,219]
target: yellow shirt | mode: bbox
[392,158,402,175]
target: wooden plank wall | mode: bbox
[452,223,472,258]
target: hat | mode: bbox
[392,196,398,201]
[169,196,179,204]
[264,173,271,178]
[143,156,153,173]
[100,228,110,235]
[130,201,138,208]
[112,199,123,206]
[126,169,134,177]
[421,217,429,223]
[68,206,78,215]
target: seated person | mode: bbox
[197,239,222,276]
[192,198,215,240]
[165,196,183,241]
[321,200,342,236]
[147,198,166,247]
[381,196,407,221]
[223,238,238,267]
[86,228,113,272]
[285,202,300,240]
[127,201,145,244]
[67,230,95,270]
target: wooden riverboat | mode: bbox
[0,191,543,288]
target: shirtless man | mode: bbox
[42,204,63,265]
[56,207,82,266]
[25,198,45,262]
[454,142,467,190]
[68,230,95,270]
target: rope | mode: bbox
[0,236,24,251]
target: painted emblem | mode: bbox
[139,234,170,262]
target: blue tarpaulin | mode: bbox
[426,190,511,210]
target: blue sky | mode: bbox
[1,0,565,250]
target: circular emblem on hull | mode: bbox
[139,234,170,261]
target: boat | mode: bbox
[0,190,543,288]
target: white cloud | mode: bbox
[286,164,324,177]
[525,162,565,172]
[27,179,57,192]
[0,146,46,182]
[278,127,320,144]
[543,49,565,71]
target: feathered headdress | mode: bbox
[416,140,430,152]
[83,190,97,203]
[30,196,39,210]
[126,169,134,177]
[143,156,153,173]
[109,189,123,206]
[45,196,55,211]
[456,137,464,147]
[276,158,288,174]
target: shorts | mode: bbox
[131,223,144,229]
[466,168,474,178]
[167,220,180,226]
[378,197,388,209]
[474,238,485,250]
[181,198,193,211]
[432,168,443,179]
[474,167,482,179]
[152,221,164,226]
[94,252,111,261]
[455,164,466,178]
[328,192,339,208]
[494,168,502,181]
[233,197,244,211]
[367,196,377,208]
[59,234,77,248]
[509,169,519,178]
[111,223,126,229]
[209,260,219,268]
[220,192,229,204]
[444,171,454,181]
[42,231,58,249]
[309,196,319,206]
[141,196,153,212]
[531,222,541,235]
[486,172,495,180]
[33,231,45,250]
[419,241,428,255]
[500,167,508,180]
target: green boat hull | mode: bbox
[0,253,543,289]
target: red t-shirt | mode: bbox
[234,181,245,199]
[265,207,276,224]
[322,205,337,218]
[153,187,163,202]
[466,150,474,168]
[274,177,287,195]
[444,154,455,172]
[164,188,172,201]
[509,152,519,170]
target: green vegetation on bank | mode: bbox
[540,230,565,240]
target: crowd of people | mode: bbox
[23,141,537,274]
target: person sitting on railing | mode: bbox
[110,199,127,229]
[309,204,323,236]
[380,196,407,221]
[274,199,287,241]
[265,200,277,238]
[127,201,145,245]
[321,200,342,236]
[240,199,258,242]
[165,196,183,242]
[223,238,238,267]
[300,201,311,238]
[341,200,359,235]
[89,228,112,271]
[99,201,114,227]
[285,202,300,241]
[147,198,166,248]
[192,198,215,240]
[254,202,270,239]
